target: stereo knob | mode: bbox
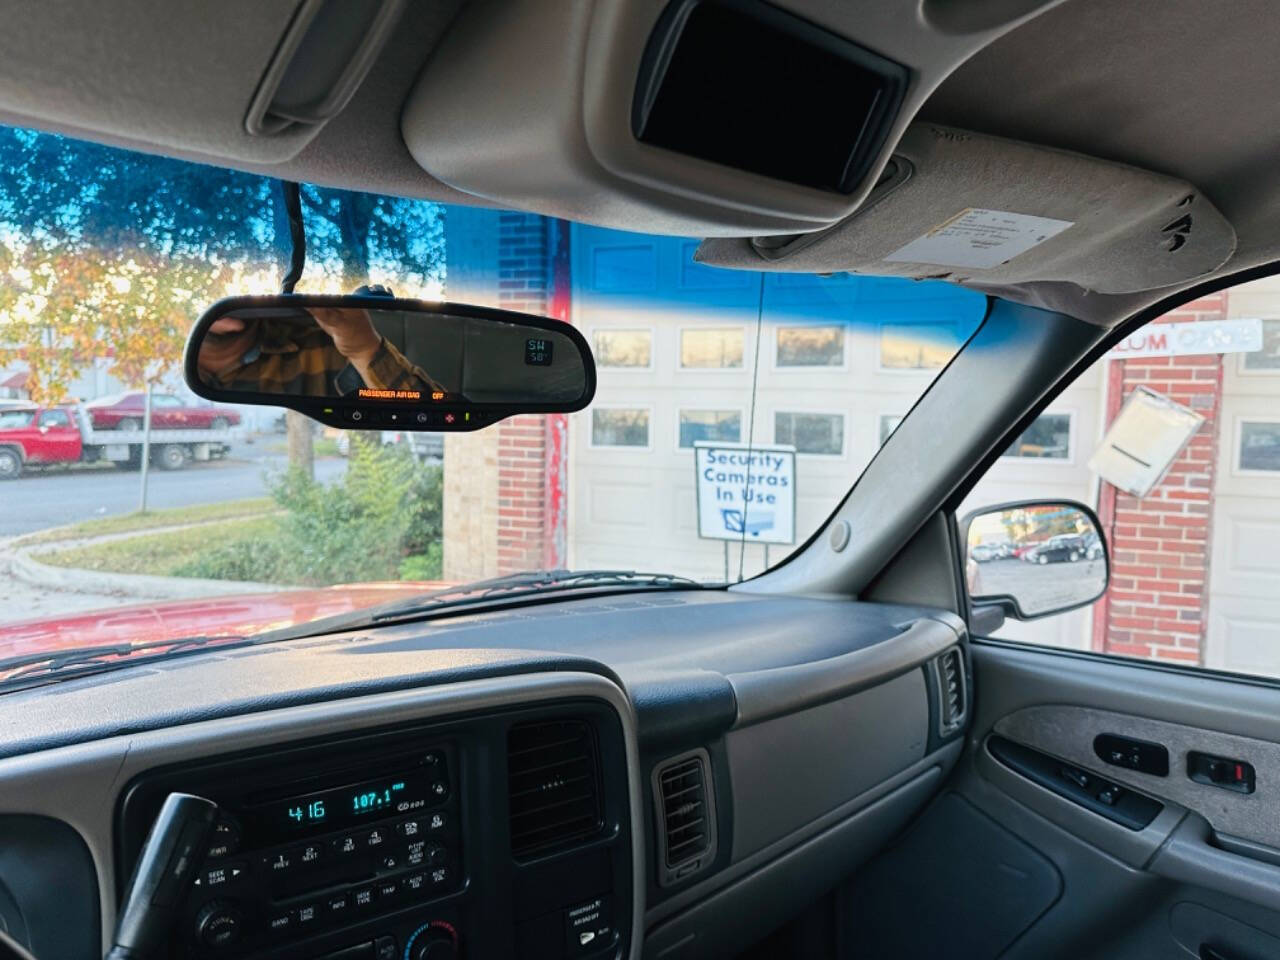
[406,920,458,960]
[194,900,244,949]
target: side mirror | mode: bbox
[959,499,1109,621]
[183,294,596,431]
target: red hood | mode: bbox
[0,582,451,661]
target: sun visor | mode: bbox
[694,124,1236,295]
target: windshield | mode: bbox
[0,124,985,667]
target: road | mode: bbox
[0,444,346,537]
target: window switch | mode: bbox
[1060,765,1090,789]
[1097,785,1122,806]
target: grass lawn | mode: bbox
[17,498,276,546]
[36,515,285,577]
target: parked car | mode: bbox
[85,392,241,431]
[971,543,1002,562]
[1025,533,1088,564]
[0,403,229,478]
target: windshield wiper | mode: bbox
[367,568,704,623]
[0,634,250,689]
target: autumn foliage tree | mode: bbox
[0,126,445,470]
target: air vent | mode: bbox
[934,647,968,736]
[653,749,717,886]
[507,719,603,859]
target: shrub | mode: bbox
[267,441,444,586]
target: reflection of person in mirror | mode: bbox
[196,308,445,397]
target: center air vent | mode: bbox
[507,719,603,859]
[653,749,717,886]
[934,647,968,737]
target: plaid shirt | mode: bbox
[206,322,444,397]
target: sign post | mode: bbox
[694,442,796,579]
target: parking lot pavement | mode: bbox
[0,455,346,537]
[969,556,1106,614]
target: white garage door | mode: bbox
[1206,313,1280,676]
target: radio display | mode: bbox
[273,771,434,830]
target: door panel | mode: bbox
[842,641,1280,959]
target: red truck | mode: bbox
[0,403,234,479]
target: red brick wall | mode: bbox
[494,213,555,574]
[1095,294,1228,663]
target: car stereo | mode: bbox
[121,743,463,959]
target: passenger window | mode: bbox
[961,277,1280,679]
[38,409,70,427]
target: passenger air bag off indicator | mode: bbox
[565,895,615,955]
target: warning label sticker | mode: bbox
[885,208,1074,270]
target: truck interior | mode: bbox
[1,1,1280,959]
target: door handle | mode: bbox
[1151,814,1280,913]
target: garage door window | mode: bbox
[960,278,1280,680]
[591,408,650,448]
[593,329,651,369]
[679,410,741,448]
[775,411,844,456]
[1242,318,1280,371]
[1238,421,1280,472]
[1001,413,1072,460]
[680,327,745,369]
[879,414,903,446]
[776,325,844,367]
[879,322,962,370]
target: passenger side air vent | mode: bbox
[507,719,603,859]
[933,647,968,737]
[653,749,717,886]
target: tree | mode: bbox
[0,126,446,469]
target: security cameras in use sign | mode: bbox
[694,442,797,545]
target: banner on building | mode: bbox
[1108,318,1262,359]
[1088,387,1204,498]
[694,441,796,544]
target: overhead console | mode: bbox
[401,0,1064,236]
[694,123,1237,294]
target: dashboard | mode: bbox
[0,590,968,960]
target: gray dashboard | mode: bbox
[0,590,968,959]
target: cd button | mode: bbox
[293,902,320,928]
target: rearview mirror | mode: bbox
[183,294,595,431]
[960,499,1109,620]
